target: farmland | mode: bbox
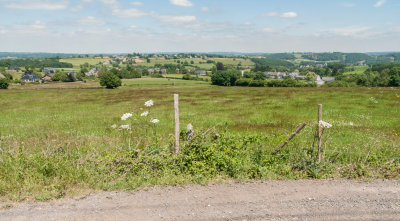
[1,78,399,200]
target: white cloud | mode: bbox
[280,12,298,18]
[340,2,356,7]
[11,21,48,34]
[156,15,196,23]
[77,16,105,26]
[201,6,209,12]
[263,11,298,18]
[170,0,193,7]
[128,25,137,31]
[112,8,150,18]
[374,0,386,7]
[131,1,143,6]
[5,0,69,10]
[263,12,280,17]
[262,28,280,33]
[328,26,375,38]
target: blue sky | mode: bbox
[0,0,399,53]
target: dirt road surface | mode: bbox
[1,180,399,221]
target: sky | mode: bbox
[0,0,399,53]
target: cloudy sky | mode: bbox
[0,0,399,53]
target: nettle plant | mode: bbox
[111,99,160,150]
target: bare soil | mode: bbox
[1,180,400,221]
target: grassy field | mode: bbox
[137,57,254,70]
[60,57,108,68]
[1,79,399,201]
[343,66,368,75]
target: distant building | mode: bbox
[0,73,5,79]
[160,69,167,74]
[21,72,41,82]
[265,72,287,79]
[195,70,206,76]
[85,68,100,77]
[42,67,56,74]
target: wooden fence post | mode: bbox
[174,94,180,154]
[317,104,322,162]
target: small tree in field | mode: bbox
[0,78,9,89]
[99,71,122,89]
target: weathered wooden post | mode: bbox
[174,94,180,154]
[317,104,322,162]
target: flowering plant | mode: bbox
[111,99,159,150]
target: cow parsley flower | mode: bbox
[144,100,154,107]
[140,111,149,117]
[150,118,159,124]
[187,123,193,131]
[319,120,332,128]
[111,124,117,129]
[121,113,132,121]
[120,124,131,129]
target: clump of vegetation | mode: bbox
[0,78,9,89]
[99,71,122,89]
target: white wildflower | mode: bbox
[150,118,159,124]
[319,120,332,128]
[187,123,193,131]
[349,122,354,126]
[121,113,133,121]
[144,100,154,107]
[369,97,378,104]
[140,111,149,117]
[111,124,117,129]
[119,124,131,130]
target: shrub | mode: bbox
[99,71,122,89]
[235,78,251,86]
[211,70,240,86]
[249,80,266,87]
[323,80,356,87]
[0,78,9,89]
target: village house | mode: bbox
[316,75,336,85]
[41,72,55,81]
[160,69,167,74]
[85,68,100,77]
[42,67,56,74]
[288,72,307,80]
[195,70,207,76]
[0,73,6,79]
[265,72,287,79]
[148,68,155,74]
[21,72,41,82]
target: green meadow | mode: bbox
[1,78,399,201]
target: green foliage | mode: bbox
[211,69,240,86]
[0,58,73,68]
[251,58,294,68]
[0,78,9,89]
[99,71,122,89]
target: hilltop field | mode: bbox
[0,78,399,201]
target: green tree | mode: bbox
[216,62,224,71]
[0,78,9,89]
[253,71,266,80]
[99,71,122,89]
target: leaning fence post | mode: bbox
[317,104,322,162]
[174,94,180,154]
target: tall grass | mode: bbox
[0,78,399,200]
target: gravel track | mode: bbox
[1,180,399,221]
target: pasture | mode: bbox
[0,79,399,200]
[60,57,108,68]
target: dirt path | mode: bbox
[1,180,399,221]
